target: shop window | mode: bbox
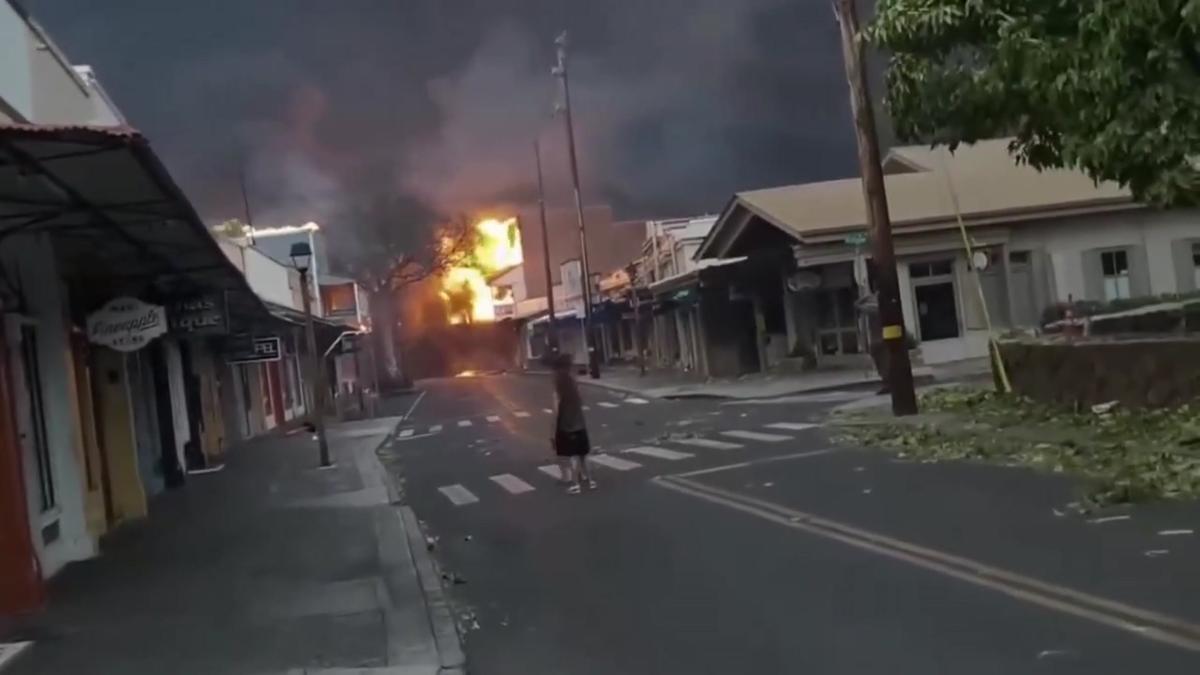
[19,325,54,512]
[910,260,954,279]
[1101,249,1131,300]
[1192,242,1200,288]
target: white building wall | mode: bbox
[1008,208,1200,302]
[1,233,94,576]
[242,245,301,309]
[0,4,34,120]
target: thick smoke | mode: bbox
[401,0,854,219]
[33,0,860,235]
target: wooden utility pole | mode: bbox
[554,30,601,379]
[833,0,918,415]
[533,139,560,357]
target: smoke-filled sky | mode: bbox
[29,0,866,231]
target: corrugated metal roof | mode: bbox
[734,139,1133,241]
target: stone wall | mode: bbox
[997,338,1200,408]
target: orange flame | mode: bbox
[439,217,522,324]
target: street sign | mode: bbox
[844,232,868,246]
[226,336,282,364]
[86,297,166,352]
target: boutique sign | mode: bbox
[87,297,167,352]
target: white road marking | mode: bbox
[590,454,642,471]
[597,401,619,408]
[765,422,819,431]
[623,446,694,461]
[1158,529,1194,536]
[429,425,443,433]
[543,408,554,414]
[1089,515,1131,524]
[672,437,743,450]
[402,390,427,420]
[490,474,536,494]
[538,465,565,479]
[582,405,591,411]
[398,428,415,438]
[513,411,531,418]
[457,420,473,428]
[486,415,501,423]
[437,484,479,506]
[721,430,792,442]
[626,397,650,405]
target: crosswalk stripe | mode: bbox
[598,402,619,408]
[429,425,443,433]
[398,428,414,438]
[486,415,501,423]
[457,420,473,428]
[590,454,641,471]
[437,484,479,506]
[490,474,536,494]
[623,446,693,461]
[538,464,564,479]
[672,437,743,450]
[766,422,819,431]
[626,397,650,405]
[514,411,531,418]
[721,430,792,442]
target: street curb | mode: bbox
[519,369,668,400]
[370,425,467,674]
[400,507,467,674]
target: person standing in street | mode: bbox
[551,353,596,494]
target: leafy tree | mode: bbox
[330,191,477,387]
[870,0,1200,206]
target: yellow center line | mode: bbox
[655,474,1200,652]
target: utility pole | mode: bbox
[553,30,600,379]
[833,0,918,415]
[533,139,560,359]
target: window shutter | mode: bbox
[1081,249,1103,301]
[1173,239,1197,293]
[1127,245,1151,297]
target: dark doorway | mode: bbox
[914,283,960,341]
[177,341,206,471]
[148,342,184,488]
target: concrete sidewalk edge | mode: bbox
[368,427,467,673]
[400,507,467,673]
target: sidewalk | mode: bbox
[0,419,462,675]
[536,362,946,400]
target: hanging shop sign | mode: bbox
[169,292,229,335]
[226,336,282,364]
[86,297,167,352]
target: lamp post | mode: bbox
[290,241,332,466]
[553,30,600,379]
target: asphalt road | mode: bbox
[380,374,1200,674]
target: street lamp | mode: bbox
[290,241,332,466]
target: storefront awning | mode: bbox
[0,124,269,327]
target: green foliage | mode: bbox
[870,0,1200,206]
[837,387,1200,510]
